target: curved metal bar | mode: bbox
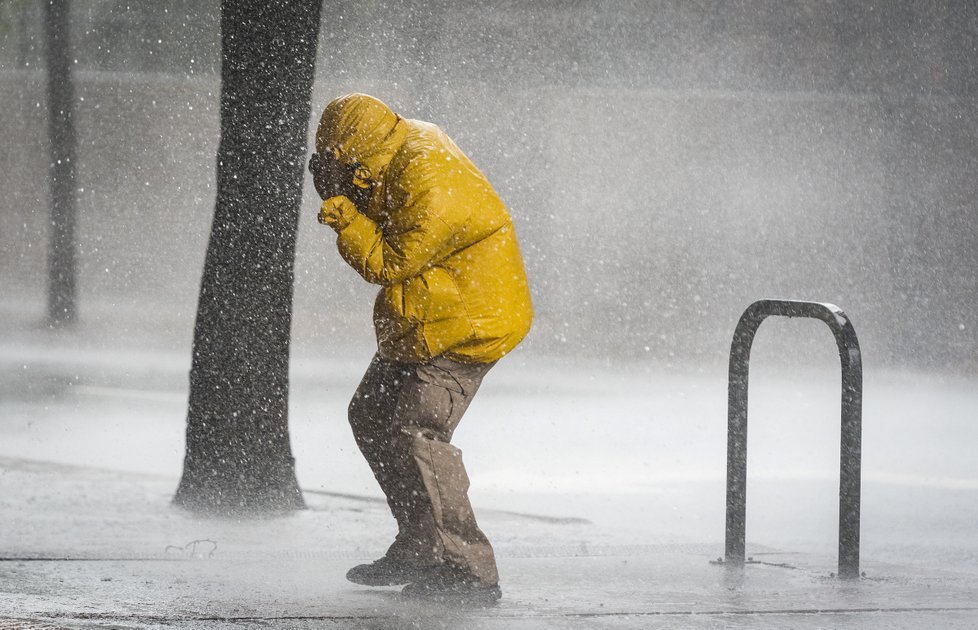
[724,299,863,578]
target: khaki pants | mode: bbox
[348,353,498,585]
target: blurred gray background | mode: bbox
[2,0,976,372]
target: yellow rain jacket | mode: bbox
[316,93,533,363]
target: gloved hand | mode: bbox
[318,195,359,231]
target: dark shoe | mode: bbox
[401,569,502,606]
[346,557,432,586]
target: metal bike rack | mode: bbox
[724,299,863,578]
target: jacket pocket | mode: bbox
[401,266,463,322]
[408,266,475,356]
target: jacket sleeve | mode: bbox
[334,183,456,286]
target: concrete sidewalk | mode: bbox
[3,459,978,629]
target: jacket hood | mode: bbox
[315,93,406,183]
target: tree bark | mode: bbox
[174,0,322,516]
[44,0,78,326]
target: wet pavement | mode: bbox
[3,329,978,628]
[2,459,978,629]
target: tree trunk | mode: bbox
[174,0,322,516]
[44,0,78,327]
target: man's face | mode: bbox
[309,150,372,213]
[309,149,355,201]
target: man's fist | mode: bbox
[319,195,359,231]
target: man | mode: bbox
[310,93,533,603]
